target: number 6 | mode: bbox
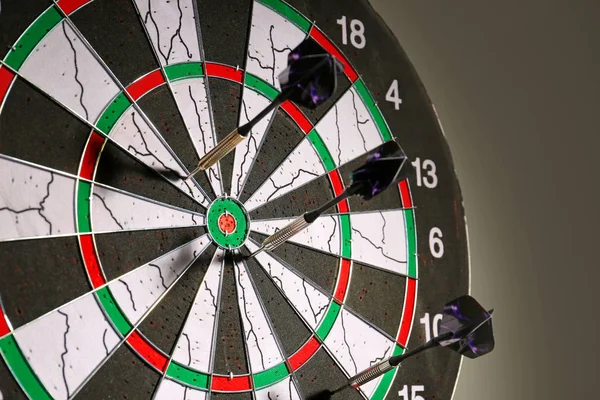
[429,227,444,259]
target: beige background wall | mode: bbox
[368,1,599,398]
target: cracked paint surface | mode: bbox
[323,308,394,398]
[314,87,382,167]
[252,211,409,276]
[109,235,211,324]
[170,79,223,197]
[154,378,206,400]
[91,184,204,232]
[350,211,408,276]
[171,249,224,372]
[251,215,341,256]
[246,240,329,330]
[244,139,325,212]
[246,2,306,88]
[255,376,302,400]
[230,88,274,199]
[13,294,120,400]
[233,255,284,373]
[108,109,209,206]
[19,20,119,123]
[134,0,202,66]
[0,156,76,241]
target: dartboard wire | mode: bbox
[242,241,381,400]
[206,250,227,400]
[236,60,356,205]
[221,0,256,199]
[150,247,223,399]
[251,207,418,222]
[129,0,224,198]
[67,236,213,399]
[5,233,210,338]
[0,153,206,243]
[0,60,210,212]
[190,0,225,198]
[232,2,311,200]
[235,250,292,392]
[0,67,16,115]
[239,85,366,213]
[245,237,402,347]
[0,238,211,399]
[49,4,213,206]
[232,84,278,200]
[249,230,411,280]
[228,251,255,394]
[0,294,13,339]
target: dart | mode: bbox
[186,39,343,180]
[308,295,496,400]
[247,140,409,258]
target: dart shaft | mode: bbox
[348,359,394,388]
[188,128,245,177]
[259,215,312,253]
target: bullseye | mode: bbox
[206,197,250,249]
[218,212,236,235]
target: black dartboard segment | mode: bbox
[0,1,468,399]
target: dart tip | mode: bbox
[246,248,264,259]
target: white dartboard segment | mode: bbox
[153,378,207,400]
[245,240,329,330]
[246,1,307,88]
[108,108,210,207]
[252,211,408,276]
[244,138,326,212]
[19,21,120,124]
[314,87,383,167]
[108,235,211,325]
[91,184,204,233]
[13,294,120,400]
[170,79,222,196]
[230,88,275,198]
[0,157,76,241]
[251,215,341,256]
[350,211,408,276]
[323,308,395,398]
[133,0,203,66]
[233,255,285,373]
[254,376,302,400]
[171,248,225,372]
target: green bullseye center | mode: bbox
[206,197,250,249]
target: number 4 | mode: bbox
[386,80,403,110]
[398,385,425,400]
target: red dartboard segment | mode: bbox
[281,100,313,134]
[56,0,93,15]
[126,70,166,101]
[78,234,106,288]
[397,278,417,346]
[0,307,10,337]
[288,336,320,371]
[126,331,169,373]
[327,170,349,213]
[309,27,359,82]
[399,179,413,208]
[79,131,106,180]
[205,62,244,83]
[334,258,352,302]
[0,67,15,109]
[211,374,252,391]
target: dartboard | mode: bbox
[0,0,469,399]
